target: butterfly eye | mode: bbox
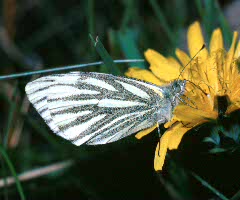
[173,82,181,93]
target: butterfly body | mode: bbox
[25,72,185,145]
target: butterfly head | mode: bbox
[171,79,200,109]
[172,80,186,97]
[165,79,187,108]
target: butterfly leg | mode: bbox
[176,94,197,109]
[157,118,166,156]
[183,94,198,109]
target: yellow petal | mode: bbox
[187,21,208,61]
[234,41,240,58]
[154,136,168,171]
[174,104,218,125]
[167,56,182,71]
[154,123,190,171]
[228,75,240,102]
[210,28,224,53]
[145,49,180,82]
[164,118,178,128]
[135,125,157,139]
[175,48,193,80]
[231,41,240,79]
[175,48,190,66]
[200,51,223,95]
[167,123,191,150]
[226,104,240,115]
[225,31,238,81]
[125,68,165,85]
[227,32,238,58]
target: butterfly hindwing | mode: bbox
[25,72,167,145]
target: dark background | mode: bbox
[0,0,240,199]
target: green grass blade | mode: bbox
[89,34,120,75]
[195,0,203,16]
[191,172,228,200]
[214,0,232,47]
[118,29,146,69]
[203,0,215,42]
[195,0,232,46]
[121,1,135,30]
[149,0,175,46]
[4,85,18,147]
[87,0,95,53]
[0,145,26,200]
[195,0,216,42]
[0,158,9,199]
[231,188,240,200]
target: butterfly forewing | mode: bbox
[25,72,168,145]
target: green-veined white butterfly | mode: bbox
[25,72,186,145]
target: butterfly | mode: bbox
[25,72,186,145]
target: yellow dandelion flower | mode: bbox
[126,21,240,171]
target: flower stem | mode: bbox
[191,172,228,200]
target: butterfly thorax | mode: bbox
[154,80,186,123]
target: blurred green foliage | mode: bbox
[0,0,239,200]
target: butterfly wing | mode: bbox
[25,72,165,145]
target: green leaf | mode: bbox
[118,29,146,69]
[204,127,221,145]
[209,147,226,154]
[223,125,240,143]
[203,137,219,145]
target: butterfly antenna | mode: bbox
[170,44,206,97]
[176,94,197,109]
[177,44,206,81]
[185,80,209,95]
[172,44,206,108]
